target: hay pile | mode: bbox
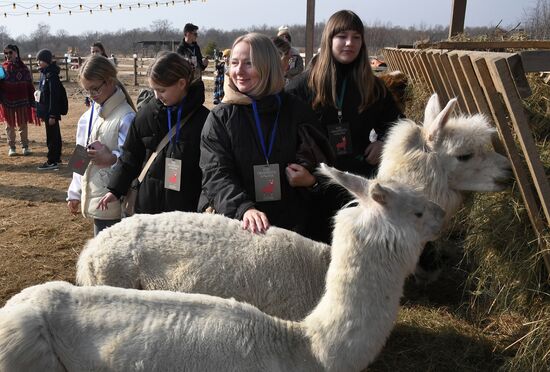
[404,74,549,371]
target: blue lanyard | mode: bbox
[251,94,281,165]
[86,102,95,146]
[336,77,348,123]
[167,102,184,151]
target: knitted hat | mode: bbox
[222,49,231,58]
[36,49,52,64]
[277,25,291,42]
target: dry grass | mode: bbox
[401,75,550,372]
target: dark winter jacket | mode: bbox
[176,41,207,71]
[198,82,328,234]
[285,65,403,243]
[36,62,63,120]
[107,80,209,214]
[285,67,402,177]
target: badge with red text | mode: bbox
[68,144,91,175]
[327,122,353,155]
[164,158,182,191]
[253,164,281,202]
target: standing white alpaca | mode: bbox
[0,165,445,372]
[76,94,511,320]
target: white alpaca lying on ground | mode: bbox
[76,94,511,321]
[0,166,444,372]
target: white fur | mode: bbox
[0,167,445,372]
[75,94,510,320]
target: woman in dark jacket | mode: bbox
[199,33,329,235]
[285,10,403,243]
[98,52,209,214]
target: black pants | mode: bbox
[45,119,62,163]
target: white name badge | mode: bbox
[68,144,91,175]
[253,164,281,202]
[34,90,41,103]
[164,158,182,191]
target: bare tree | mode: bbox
[524,0,550,39]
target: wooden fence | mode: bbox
[383,46,550,276]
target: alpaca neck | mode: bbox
[302,209,416,370]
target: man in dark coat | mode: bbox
[176,23,209,87]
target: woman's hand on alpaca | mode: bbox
[67,199,80,215]
[363,141,384,165]
[242,208,270,234]
[87,141,116,167]
[285,163,316,188]
[97,192,118,211]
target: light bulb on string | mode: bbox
[12,3,15,10]
[79,4,83,10]
[48,11,51,16]
[58,4,61,10]
[36,4,39,10]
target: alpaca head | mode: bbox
[422,94,512,192]
[319,164,445,255]
[380,70,408,113]
[379,94,512,217]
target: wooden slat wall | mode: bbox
[383,47,550,275]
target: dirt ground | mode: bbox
[0,75,521,371]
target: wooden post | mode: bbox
[27,55,33,82]
[449,0,467,38]
[305,0,315,66]
[133,54,138,86]
[64,57,69,82]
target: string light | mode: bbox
[1,1,199,17]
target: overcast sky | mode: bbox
[1,0,535,38]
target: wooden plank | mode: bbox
[518,50,550,72]
[440,52,468,113]
[474,58,550,275]
[382,49,397,71]
[448,52,478,114]
[403,50,420,83]
[397,50,414,79]
[416,40,550,50]
[459,54,492,115]
[488,57,550,226]
[506,54,532,99]
[419,52,438,94]
[427,51,451,103]
[411,51,430,86]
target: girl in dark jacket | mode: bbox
[98,52,210,214]
[199,33,329,235]
[36,49,64,169]
[285,10,402,243]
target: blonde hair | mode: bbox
[308,10,385,112]
[79,55,136,111]
[230,33,285,98]
[147,51,193,87]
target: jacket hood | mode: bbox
[221,78,252,105]
[41,62,61,76]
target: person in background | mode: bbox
[67,55,136,236]
[176,23,209,86]
[285,9,402,243]
[199,33,331,236]
[277,25,304,80]
[98,52,210,214]
[213,48,230,104]
[0,44,38,156]
[271,36,291,84]
[35,49,63,170]
[90,41,108,58]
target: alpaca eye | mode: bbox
[457,154,473,162]
[414,212,423,218]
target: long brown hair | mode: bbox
[308,10,385,112]
[79,55,136,111]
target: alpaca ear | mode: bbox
[370,183,388,205]
[423,94,441,127]
[425,97,458,143]
[318,163,370,200]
